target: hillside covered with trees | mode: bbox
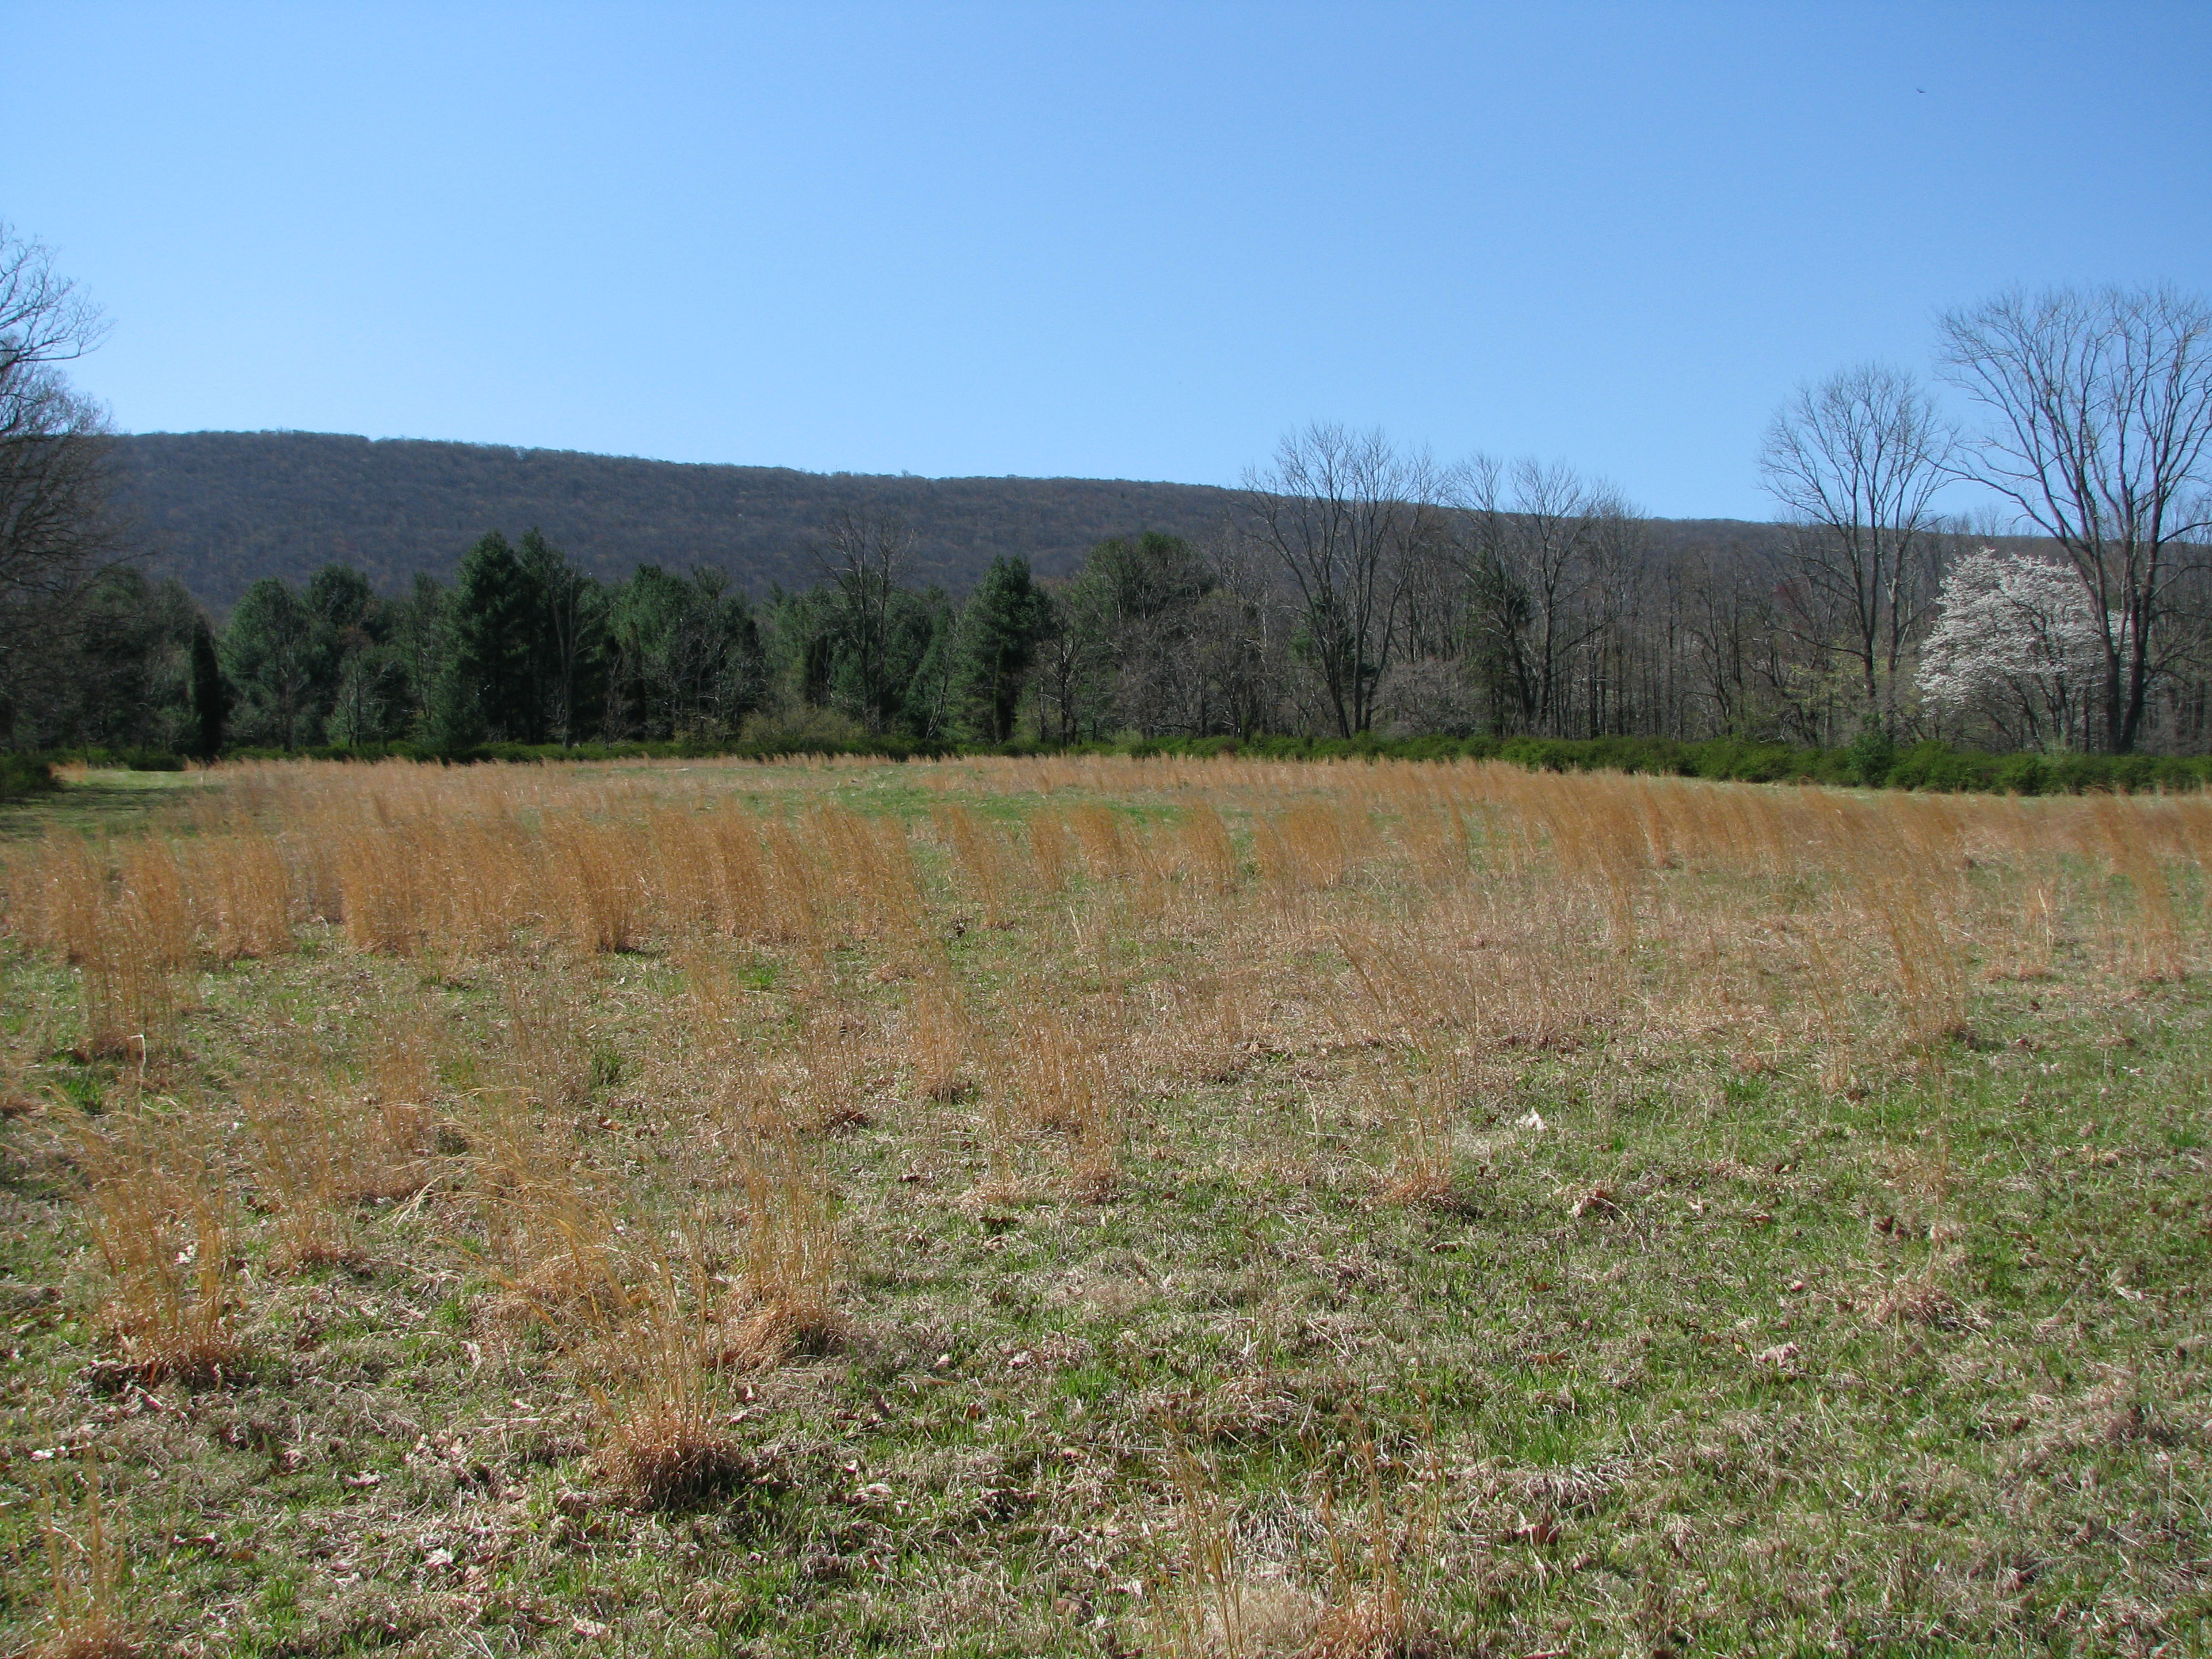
[108,432,1250,609]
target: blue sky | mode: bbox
[9,2,2207,518]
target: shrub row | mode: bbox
[1076,732,2212,794]
[0,753,58,801]
[11,733,2210,796]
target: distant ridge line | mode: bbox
[108,430,1774,613]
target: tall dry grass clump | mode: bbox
[1522,776,1650,945]
[1005,1006,1109,1133]
[702,811,773,939]
[906,972,972,1101]
[673,943,753,1064]
[1027,811,1073,893]
[1836,798,1971,1046]
[758,817,827,963]
[20,834,103,959]
[115,845,193,967]
[1303,1417,1439,1659]
[822,806,928,950]
[1144,1449,1297,1659]
[592,1261,753,1508]
[337,826,428,956]
[1265,802,1374,892]
[245,1069,432,1273]
[501,972,594,1114]
[795,994,872,1128]
[366,1020,441,1174]
[936,804,1016,926]
[77,1124,244,1385]
[731,1130,842,1362]
[1175,803,1242,893]
[75,889,182,1062]
[1372,1046,1464,1208]
[433,814,533,954]
[1069,806,1130,882]
[1143,1418,1439,1659]
[32,1452,135,1659]
[466,1095,628,1330]
[549,819,650,953]
[1168,970,1259,1084]
[2083,793,2186,982]
[7,838,184,1059]
[245,1090,366,1272]
[1395,798,1476,888]
[460,1139,752,1507]
[186,835,292,959]
[648,807,722,940]
[1000,1004,1122,1200]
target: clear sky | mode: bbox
[9,2,2208,518]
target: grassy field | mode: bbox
[0,754,2205,1658]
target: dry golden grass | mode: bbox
[1026,809,1073,892]
[75,1124,243,1385]
[733,1128,844,1361]
[31,1454,136,1659]
[591,1265,755,1509]
[72,893,178,1063]
[245,1091,368,1272]
[905,969,972,1101]
[184,834,291,960]
[1371,1044,1466,1210]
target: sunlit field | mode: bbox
[1,755,2207,1658]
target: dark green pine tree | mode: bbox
[188,617,229,758]
[222,577,331,749]
[438,531,537,745]
[952,555,1050,744]
[516,527,605,743]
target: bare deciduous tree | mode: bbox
[1240,424,1438,737]
[1448,457,1633,736]
[813,507,914,734]
[0,225,118,713]
[1759,364,1956,732]
[1938,285,2212,752]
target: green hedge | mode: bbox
[220,734,956,766]
[12,733,2210,796]
[28,746,187,773]
[1071,732,2212,794]
[0,754,57,801]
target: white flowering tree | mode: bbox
[1938,285,2212,752]
[1917,548,2111,750]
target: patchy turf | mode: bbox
[0,755,2205,1657]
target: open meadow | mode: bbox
[0,755,2207,1658]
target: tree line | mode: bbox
[0,521,1065,755]
[3,222,2208,759]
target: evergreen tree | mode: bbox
[443,531,537,743]
[1054,531,1215,737]
[604,565,763,739]
[189,616,228,757]
[952,555,1050,743]
[223,577,331,748]
[897,589,957,741]
[388,573,449,738]
[517,527,606,743]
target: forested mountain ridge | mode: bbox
[109,431,1250,610]
[110,430,1778,612]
